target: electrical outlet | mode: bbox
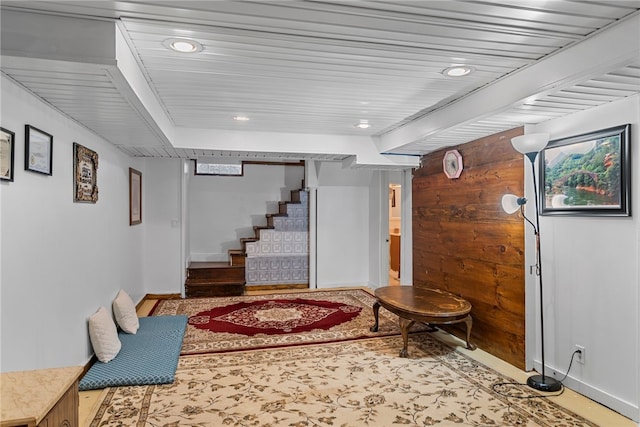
[575,345,585,364]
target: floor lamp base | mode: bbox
[527,374,562,392]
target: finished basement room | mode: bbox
[1,2,639,426]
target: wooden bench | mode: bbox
[370,286,476,357]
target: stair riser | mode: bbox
[229,253,246,266]
[186,283,244,297]
[187,268,245,282]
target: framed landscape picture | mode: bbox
[1,127,15,182]
[25,125,53,175]
[73,143,99,203]
[129,168,142,225]
[539,124,631,216]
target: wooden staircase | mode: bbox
[185,184,308,298]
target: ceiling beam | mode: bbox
[173,127,418,169]
[376,12,640,154]
[111,23,175,147]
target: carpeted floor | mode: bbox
[150,288,428,355]
[87,332,598,426]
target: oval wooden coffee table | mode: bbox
[370,286,476,357]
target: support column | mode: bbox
[400,168,413,285]
[306,160,320,289]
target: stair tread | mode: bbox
[188,261,243,269]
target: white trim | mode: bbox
[531,359,639,421]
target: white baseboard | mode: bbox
[534,360,638,422]
[562,375,638,422]
[316,282,369,289]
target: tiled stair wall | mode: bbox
[245,191,309,285]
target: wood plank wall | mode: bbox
[412,127,526,369]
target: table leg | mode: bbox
[463,315,477,350]
[399,317,415,357]
[370,301,380,332]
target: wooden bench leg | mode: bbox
[399,317,415,357]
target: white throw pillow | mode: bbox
[112,289,139,334]
[88,306,121,363]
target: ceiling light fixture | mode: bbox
[442,65,475,77]
[355,119,370,129]
[163,38,203,53]
[233,115,250,122]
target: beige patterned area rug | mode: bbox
[150,289,428,355]
[88,332,596,426]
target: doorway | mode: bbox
[389,183,401,285]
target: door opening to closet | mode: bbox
[389,184,401,286]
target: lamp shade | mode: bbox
[501,194,526,214]
[511,133,550,154]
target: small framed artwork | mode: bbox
[25,125,53,175]
[1,127,15,182]
[129,168,142,225]
[73,143,99,203]
[539,124,631,216]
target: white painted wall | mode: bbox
[0,75,145,371]
[528,95,639,421]
[142,158,183,295]
[316,162,373,288]
[188,163,304,261]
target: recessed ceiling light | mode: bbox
[163,38,203,53]
[442,65,475,77]
[355,119,370,129]
[233,115,250,122]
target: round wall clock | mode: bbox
[443,149,463,179]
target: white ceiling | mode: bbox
[1,1,639,165]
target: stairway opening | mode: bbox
[186,161,309,297]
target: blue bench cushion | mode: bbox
[79,315,187,391]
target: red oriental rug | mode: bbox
[149,288,427,355]
[187,298,362,335]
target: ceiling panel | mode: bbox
[1,1,639,161]
[1,65,171,151]
[398,61,640,154]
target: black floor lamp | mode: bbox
[501,133,562,393]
